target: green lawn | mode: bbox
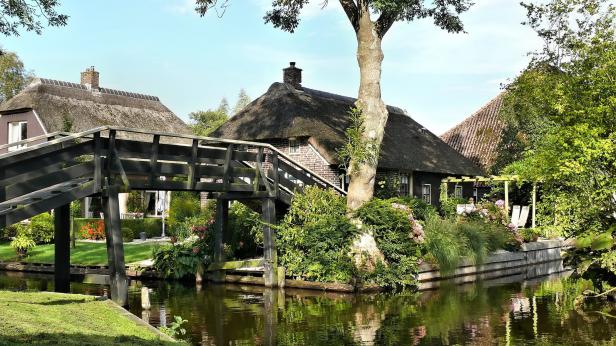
[0,241,161,266]
[0,290,181,345]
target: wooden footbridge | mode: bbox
[0,127,345,305]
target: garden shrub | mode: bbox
[152,243,202,279]
[227,202,263,260]
[121,218,163,238]
[126,191,148,214]
[276,186,357,283]
[440,197,467,218]
[121,227,134,242]
[393,197,438,222]
[423,217,466,273]
[168,191,201,233]
[29,213,54,244]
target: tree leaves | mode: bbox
[0,0,67,36]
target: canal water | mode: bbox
[0,268,615,345]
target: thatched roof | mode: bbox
[441,93,505,171]
[0,78,189,136]
[212,82,483,176]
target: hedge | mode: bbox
[72,218,163,239]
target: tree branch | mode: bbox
[376,11,397,38]
[338,0,359,32]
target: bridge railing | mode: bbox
[0,126,345,225]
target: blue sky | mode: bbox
[1,0,542,134]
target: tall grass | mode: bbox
[423,217,513,274]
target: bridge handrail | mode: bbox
[0,126,346,195]
[0,131,74,151]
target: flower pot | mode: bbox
[139,232,147,241]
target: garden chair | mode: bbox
[517,206,530,228]
[510,205,521,226]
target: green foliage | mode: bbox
[159,315,188,340]
[439,197,466,219]
[189,98,229,136]
[152,243,202,280]
[126,191,148,214]
[336,107,379,176]
[121,227,134,242]
[394,196,438,221]
[496,0,616,281]
[168,191,201,238]
[120,218,163,239]
[70,201,81,218]
[374,175,400,199]
[276,186,357,283]
[423,217,516,274]
[0,0,67,36]
[227,202,263,259]
[0,50,32,102]
[10,234,35,255]
[28,213,54,244]
[355,198,424,288]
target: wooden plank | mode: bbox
[222,144,233,191]
[93,132,102,190]
[256,148,273,196]
[106,130,117,186]
[272,152,280,198]
[149,135,160,188]
[188,139,198,189]
[207,259,264,272]
[2,141,94,178]
[4,181,96,226]
[277,160,318,186]
[5,162,94,200]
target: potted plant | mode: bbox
[11,234,36,259]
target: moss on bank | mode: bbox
[0,290,181,345]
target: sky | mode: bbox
[0,0,543,134]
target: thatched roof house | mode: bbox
[0,67,189,151]
[213,63,482,204]
[441,93,506,172]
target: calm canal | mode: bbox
[0,268,615,345]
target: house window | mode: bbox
[399,175,410,196]
[422,184,432,204]
[288,138,299,154]
[8,121,27,152]
[454,185,463,199]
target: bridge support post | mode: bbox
[54,204,71,293]
[212,198,229,283]
[262,198,278,287]
[103,186,128,306]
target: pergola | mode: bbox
[441,175,538,228]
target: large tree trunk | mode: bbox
[346,11,389,212]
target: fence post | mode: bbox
[212,198,228,282]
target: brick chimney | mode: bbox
[81,66,99,90]
[283,62,302,88]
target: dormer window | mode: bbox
[8,121,27,152]
[289,137,299,154]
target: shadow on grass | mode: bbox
[0,333,180,345]
[0,298,90,306]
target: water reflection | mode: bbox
[1,268,615,345]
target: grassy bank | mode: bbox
[0,290,179,345]
[0,241,160,266]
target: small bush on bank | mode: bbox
[152,242,202,279]
[168,191,201,233]
[228,202,263,260]
[29,213,54,244]
[277,186,357,283]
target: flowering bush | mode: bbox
[459,200,508,226]
[391,203,425,243]
[79,220,105,240]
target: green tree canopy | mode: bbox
[0,0,67,36]
[189,98,229,136]
[497,0,615,280]
[195,0,472,210]
[0,50,32,103]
